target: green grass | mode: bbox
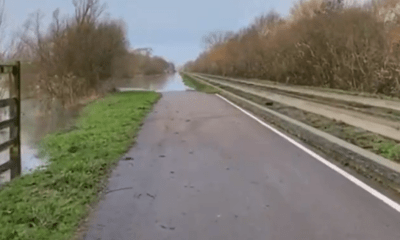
[0,91,160,240]
[180,73,220,94]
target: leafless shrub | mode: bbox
[15,0,130,107]
[251,10,285,38]
[0,0,13,100]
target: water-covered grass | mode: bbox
[0,91,159,240]
[180,73,220,94]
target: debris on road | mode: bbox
[147,193,156,199]
[134,193,142,199]
[105,187,133,195]
[160,225,176,231]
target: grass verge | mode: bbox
[180,73,220,94]
[0,91,160,240]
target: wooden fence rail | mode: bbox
[0,61,21,181]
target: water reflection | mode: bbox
[20,99,81,173]
[115,73,190,92]
[0,93,87,182]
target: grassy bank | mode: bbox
[0,92,160,240]
[180,73,219,94]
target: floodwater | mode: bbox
[114,73,191,92]
[20,99,81,172]
[0,98,81,183]
[1,73,188,183]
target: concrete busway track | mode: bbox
[190,73,400,142]
[195,72,400,112]
[184,72,400,186]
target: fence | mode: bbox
[0,61,21,182]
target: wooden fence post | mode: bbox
[10,61,21,179]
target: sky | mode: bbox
[5,0,297,66]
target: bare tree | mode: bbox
[325,0,344,12]
[202,31,234,50]
[0,0,7,60]
[73,0,106,26]
[251,10,284,37]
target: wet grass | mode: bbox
[0,91,160,240]
[180,73,220,94]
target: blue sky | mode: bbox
[5,0,296,66]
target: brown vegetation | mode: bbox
[9,0,172,106]
[185,0,400,97]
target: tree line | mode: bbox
[185,0,400,97]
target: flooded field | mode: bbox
[0,73,187,183]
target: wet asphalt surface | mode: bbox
[83,91,400,240]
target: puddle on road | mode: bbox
[1,73,190,183]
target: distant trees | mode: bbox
[141,56,170,75]
[115,52,172,76]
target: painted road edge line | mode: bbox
[216,94,400,213]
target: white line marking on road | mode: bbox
[216,94,400,213]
